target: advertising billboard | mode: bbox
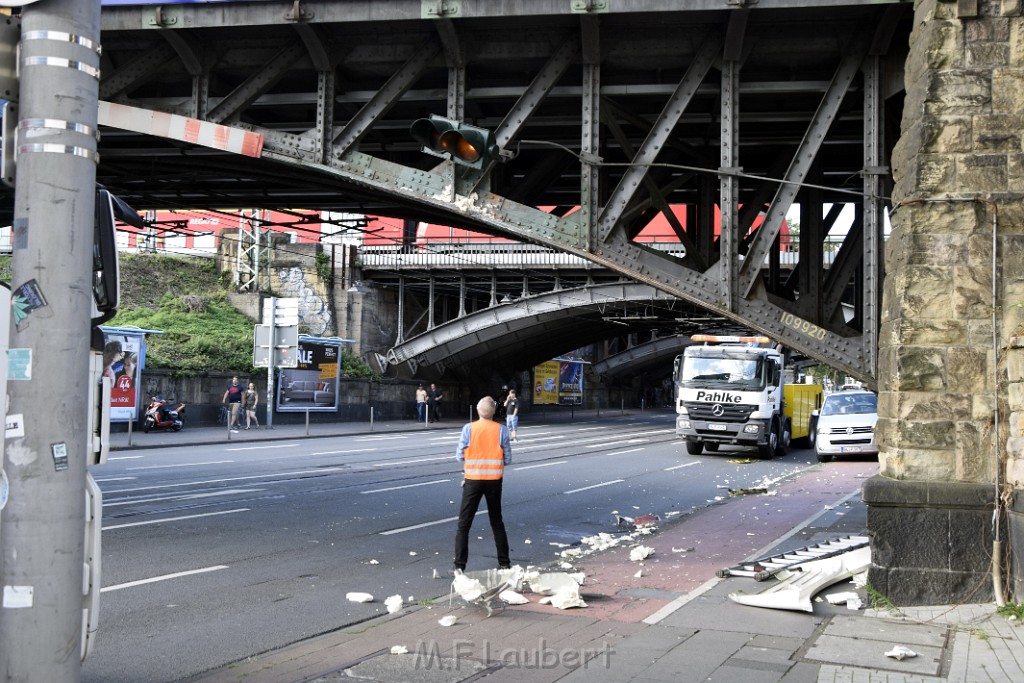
[532,360,559,405]
[102,330,144,422]
[533,359,584,406]
[275,337,342,412]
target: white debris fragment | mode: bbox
[885,646,917,661]
[390,645,409,655]
[559,562,575,570]
[560,548,584,559]
[824,591,860,605]
[629,545,655,562]
[528,572,583,595]
[385,595,404,613]
[634,570,643,578]
[524,539,532,544]
[846,597,863,610]
[549,542,570,548]
[346,592,374,603]
[368,559,380,565]
[548,588,587,609]
[499,589,529,605]
[665,511,682,518]
[672,547,695,553]
[432,569,441,579]
[438,615,458,627]
[409,551,417,556]
[452,573,486,602]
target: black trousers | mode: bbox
[453,478,510,570]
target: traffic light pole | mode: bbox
[0,1,102,680]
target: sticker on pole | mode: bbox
[0,468,9,512]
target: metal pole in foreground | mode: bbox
[0,2,101,679]
[266,297,275,430]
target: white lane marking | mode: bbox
[572,426,610,432]
[92,477,137,482]
[564,479,625,494]
[107,455,144,461]
[514,461,567,471]
[225,444,299,451]
[127,460,234,470]
[311,448,375,456]
[104,489,262,507]
[102,565,229,593]
[102,508,250,530]
[665,462,700,471]
[372,455,453,467]
[362,479,451,494]
[355,435,409,441]
[606,448,643,456]
[379,509,486,536]
[103,467,348,495]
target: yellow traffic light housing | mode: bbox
[410,115,500,169]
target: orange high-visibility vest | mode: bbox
[463,420,505,480]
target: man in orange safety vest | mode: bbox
[453,396,512,573]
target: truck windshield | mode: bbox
[681,356,763,389]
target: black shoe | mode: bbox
[498,564,511,570]
[451,567,465,578]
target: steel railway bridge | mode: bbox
[85,0,911,383]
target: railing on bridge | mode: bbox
[358,237,843,270]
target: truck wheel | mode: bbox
[685,439,704,455]
[776,419,789,458]
[758,420,779,459]
[794,417,817,449]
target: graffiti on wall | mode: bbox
[276,266,333,335]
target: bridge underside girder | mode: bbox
[91,1,912,383]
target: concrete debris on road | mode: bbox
[345,592,374,603]
[615,513,661,528]
[390,645,408,655]
[885,646,918,660]
[384,595,403,613]
[438,615,457,627]
[629,545,655,562]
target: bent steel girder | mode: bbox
[592,335,698,379]
[95,2,911,384]
[386,282,682,370]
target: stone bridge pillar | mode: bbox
[866,0,1024,604]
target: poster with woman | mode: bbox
[103,331,143,421]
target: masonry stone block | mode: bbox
[975,114,1022,152]
[946,347,991,392]
[915,153,957,192]
[929,71,992,111]
[968,41,1010,68]
[966,14,1010,42]
[957,154,1008,193]
[892,346,947,390]
[955,421,994,482]
[924,117,973,153]
[992,72,1024,112]
[881,390,971,421]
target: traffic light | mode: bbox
[410,115,500,169]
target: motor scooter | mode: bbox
[143,396,186,432]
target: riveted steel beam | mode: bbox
[207,42,309,124]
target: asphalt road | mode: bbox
[82,413,828,683]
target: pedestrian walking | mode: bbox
[222,375,243,432]
[244,382,260,430]
[453,396,512,573]
[415,384,428,422]
[427,383,444,422]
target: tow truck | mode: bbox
[673,334,822,458]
